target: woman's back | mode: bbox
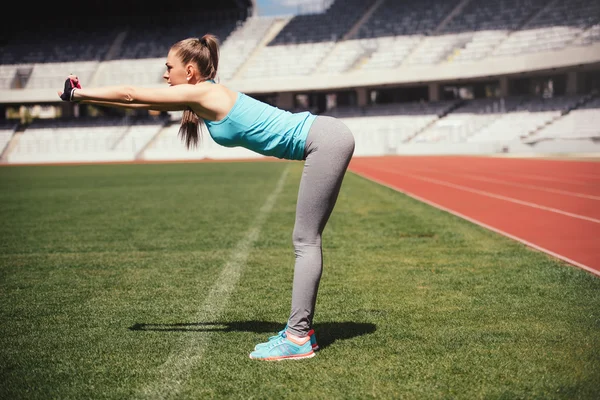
[203,90,316,160]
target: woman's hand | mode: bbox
[58,74,82,102]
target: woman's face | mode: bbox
[163,49,188,86]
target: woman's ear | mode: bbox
[186,65,195,82]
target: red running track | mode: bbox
[348,155,600,277]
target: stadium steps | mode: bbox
[402,99,465,144]
[136,122,175,160]
[568,17,600,46]
[522,91,600,144]
[342,0,386,41]
[432,0,472,34]
[399,0,472,67]
[314,0,385,73]
[0,136,14,162]
[522,115,572,144]
[14,66,33,89]
[438,35,473,65]
[490,0,560,56]
[104,30,128,62]
[460,97,531,142]
[230,17,292,81]
[89,30,128,87]
[519,0,560,30]
[445,48,462,63]
[109,123,133,151]
[0,126,24,163]
[347,49,378,72]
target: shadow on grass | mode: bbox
[129,321,376,350]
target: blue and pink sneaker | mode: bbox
[249,335,315,361]
[254,325,319,351]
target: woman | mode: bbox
[59,34,355,361]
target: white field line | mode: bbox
[138,165,290,399]
[350,170,600,278]
[369,165,600,224]
[401,165,600,201]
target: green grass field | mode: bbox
[1,161,599,400]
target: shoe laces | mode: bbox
[267,336,288,349]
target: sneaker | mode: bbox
[254,326,319,351]
[249,336,315,361]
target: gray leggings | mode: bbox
[287,115,355,337]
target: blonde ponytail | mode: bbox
[179,108,200,149]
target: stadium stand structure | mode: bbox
[318,0,462,73]
[523,92,600,142]
[5,115,168,164]
[0,120,18,159]
[327,100,462,156]
[0,0,599,163]
[237,0,383,79]
[491,0,600,57]
[218,16,282,81]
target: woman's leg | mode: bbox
[287,116,355,337]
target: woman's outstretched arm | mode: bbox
[78,99,185,112]
[57,76,231,120]
[70,84,203,107]
[58,76,195,111]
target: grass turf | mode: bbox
[0,161,599,400]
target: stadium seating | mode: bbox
[335,0,462,70]
[270,0,377,45]
[491,0,600,57]
[1,0,600,163]
[240,0,378,78]
[409,97,521,143]
[111,12,238,61]
[0,65,22,90]
[412,95,588,143]
[240,42,336,79]
[357,0,459,39]
[26,62,99,90]
[6,116,166,164]
[1,19,118,65]
[313,39,373,74]
[524,94,600,142]
[573,23,600,46]
[92,58,166,87]
[440,0,549,63]
[329,100,461,154]
[142,122,262,161]
[2,0,598,84]
[218,16,281,81]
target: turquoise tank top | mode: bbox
[203,87,316,161]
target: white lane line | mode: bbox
[350,170,600,278]
[138,165,290,400]
[438,158,600,181]
[481,168,600,182]
[461,170,592,186]
[401,165,600,201]
[366,165,600,224]
[382,161,596,186]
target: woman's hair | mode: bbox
[171,34,220,149]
